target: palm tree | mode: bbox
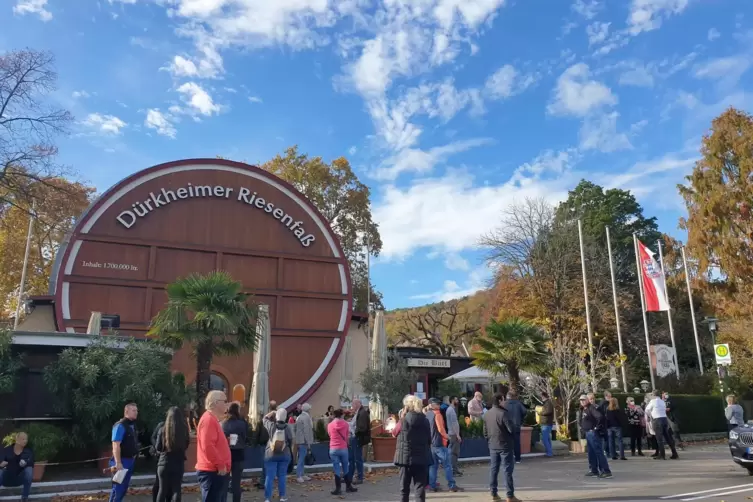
[148,271,259,413]
[472,317,549,389]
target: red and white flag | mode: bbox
[637,239,670,312]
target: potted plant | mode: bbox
[458,419,489,458]
[358,351,416,463]
[3,423,63,481]
[309,418,330,465]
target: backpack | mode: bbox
[270,426,287,453]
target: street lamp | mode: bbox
[609,377,619,389]
[702,316,726,401]
[639,380,650,392]
[633,387,641,394]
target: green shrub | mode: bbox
[459,418,484,438]
[314,418,329,442]
[43,337,191,451]
[605,393,727,434]
[3,423,64,461]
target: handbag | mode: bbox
[305,448,315,466]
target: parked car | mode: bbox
[729,423,753,475]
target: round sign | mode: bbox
[716,345,729,357]
[50,158,353,408]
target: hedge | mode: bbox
[606,393,727,434]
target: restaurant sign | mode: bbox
[407,358,451,369]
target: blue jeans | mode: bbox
[512,429,521,462]
[586,430,611,475]
[0,466,33,499]
[490,447,514,498]
[348,436,364,481]
[607,427,624,459]
[429,446,456,489]
[330,448,349,478]
[196,471,229,502]
[264,456,290,500]
[541,425,553,457]
[296,444,308,478]
[108,457,135,502]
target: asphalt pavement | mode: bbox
[49,443,753,502]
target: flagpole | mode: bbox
[634,233,656,390]
[656,239,680,379]
[577,220,597,391]
[681,246,704,374]
[13,204,35,330]
[365,233,371,359]
[606,227,628,392]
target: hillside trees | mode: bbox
[386,299,484,356]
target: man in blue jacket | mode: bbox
[109,403,140,502]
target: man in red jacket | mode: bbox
[196,391,231,502]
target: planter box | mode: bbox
[242,446,265,469]
[309,442,331,465]
[458,438,488,458]
[184,435,197,473]
[371,436,396,463]
[520,427,533,455]
[32,462,47,482]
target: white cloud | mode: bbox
[586,21,610,46]
[248,96,263,103]
[374,138,493,180]
[484,65,537,100]
[82,113,127,135]
[547,63,617,117]
[618,64,655,87]
[72,90,91,99]
[707,27,720,41]
[443,252,470,271]
[176,82,222,116]
[571,0,601,20]
[13,0,51,21]
[511,149,578,183]
[348,146,357,155]
[627,0,689,35]
[163,44,224,79]
[144,109,177,138]
[410,265,490,302]
[693,55,751,89]
[579,111,632,153]
[373,169,574,260]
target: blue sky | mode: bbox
[4,0,752,310]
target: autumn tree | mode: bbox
[386,299,482,356]
[1,49,74,213]
[0,177,94,320]
[261,146,382,312]
[678,107,753,384]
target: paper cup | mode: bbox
[230,434,238,446]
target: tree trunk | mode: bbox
[196,339,213,415]
[508,362,521,391]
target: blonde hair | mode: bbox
[626,397,635,405]
[205,390,226,411]
[406,396,423,412]
[727,394,737,404]
[608,397,619,411]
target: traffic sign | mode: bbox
[714,344,731,365]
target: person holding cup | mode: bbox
[222,402,248,502]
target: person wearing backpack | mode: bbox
[262,408,294,502]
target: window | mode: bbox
[210,373,228,392]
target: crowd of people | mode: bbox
[3,389,747,502]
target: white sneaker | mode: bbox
[264,500,271,502]
[303,475,312,481]
[296,477,305,483]
[280,498,289,502]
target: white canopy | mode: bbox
[443,366,495,383]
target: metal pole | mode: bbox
[13,205,35,330]
[681,246,704,374]
[634,234,656,390]
[657,240,680,380]
[365,233,371,358]
[577,220,597,391]
[606,227,628,392]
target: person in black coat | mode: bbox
[484,393,520,502]
[393,396,431,502]
[222,403,248,502]
[0,431,34,502]
[154,407,191,502]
